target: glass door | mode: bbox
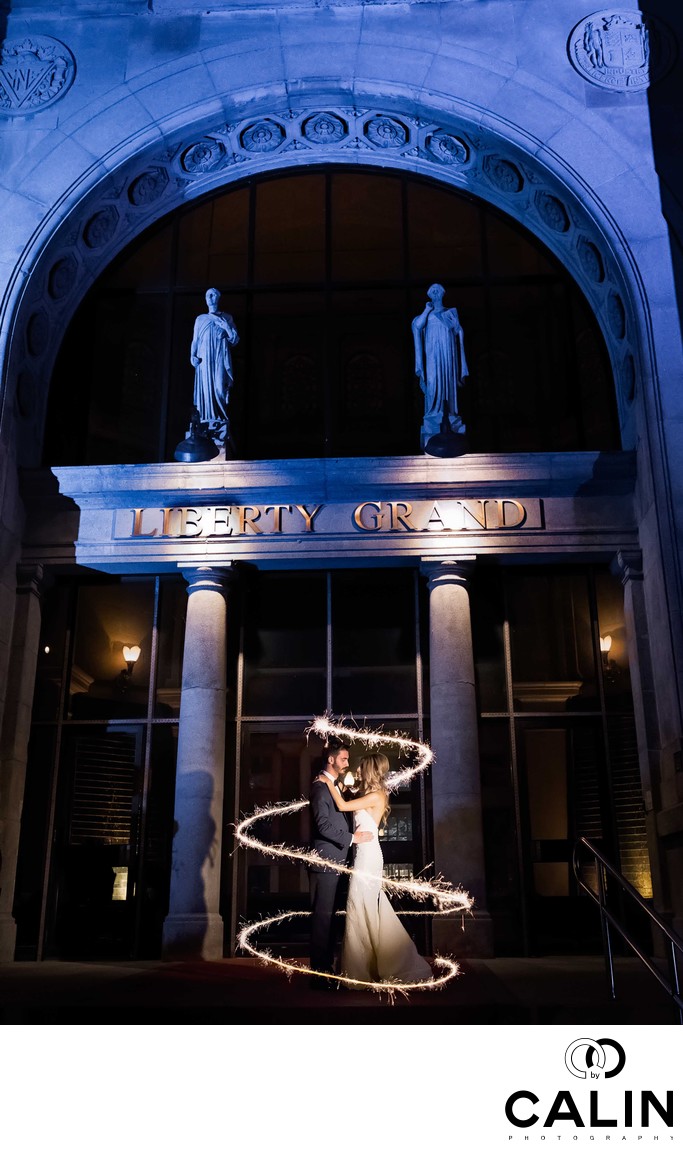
[474,564,651,956]
[230,568,429,954]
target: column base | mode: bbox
[161,913,225,960]
[432,909,494,958]
[0,914,17,962]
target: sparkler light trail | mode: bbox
[234,716,473,995]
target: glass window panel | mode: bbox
[516,716,608,952]
[246,291,326,459]
[45,168,618,464]
[331,172,403,281]
[332,570,417,714]
[329,288,416,456]
[472,567,506,712]
[69,581,154,720]
[177,189,250,287]
[508,571,598,712]
[486,282,575,452]
[408,182,482,280]
[84,294,167,464]
[254,174,325,283]
[176,199,212,286]
[47,724,144,958]
[105,221,173,290]
[33,584,70,721]
[594,567,633,707]
[486,212,557,278]
[155,579,187,718]
[238,722,317,946]
[208,189,250,285]
[478,720,523,954]
[573,292,619,450]
[137,723,179,957]
[242,573,326,716]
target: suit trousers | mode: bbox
[309,869,344,974]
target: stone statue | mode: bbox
[412,284,468,451]
[190,287,239,447]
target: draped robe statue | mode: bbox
[412,283,468,450]
[190,287,239,446]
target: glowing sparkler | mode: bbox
[234,716,473,995]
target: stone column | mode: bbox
[423,557,493,956]
[0,565,45,962]
[162,565,233,960]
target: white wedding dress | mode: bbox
[341,809,432,984]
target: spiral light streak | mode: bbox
[236,912,461,1000]
[308,715,434,791]
[234,717,472,994]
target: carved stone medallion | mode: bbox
[181,138,228,173]
[302,112,347,145]
[0,36,76,116]
[240,119,285,153]
[535,192,571,233]
[128,167,170,207]
[48,254,78,300]
[364,115,408,149]
[426,130,470,166]
[483,155,524,193]
[577,236,605,282]
[568,10,676,91]
[83,206,120,249]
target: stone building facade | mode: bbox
[0,0,682,965]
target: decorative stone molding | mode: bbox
[9,102,642,455]
[47,254,79,301]
[568,10,676,91]
[611,549,643,584]
[0,36,76,117]
[534,192,571,234]
[83,207,120,250]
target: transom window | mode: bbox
[45,168,619,464]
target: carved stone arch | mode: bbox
[4,100,648,463]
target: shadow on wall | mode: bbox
[165,769,217,958]
[641,1,683,349]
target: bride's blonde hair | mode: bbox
[357,753,391,827]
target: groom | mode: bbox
[309,736,372,985]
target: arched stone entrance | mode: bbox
[3,98,648,466]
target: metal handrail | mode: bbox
[572,836,683,1024]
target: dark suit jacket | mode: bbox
[309,778,353,874]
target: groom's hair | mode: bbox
[322,735,350,767]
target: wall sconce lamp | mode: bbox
[122,645,141,676]
[599,634,612,670]
[342,770,356,788]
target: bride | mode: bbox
[321,753,432,985]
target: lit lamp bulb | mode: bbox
[122,645,141,675]
[342,770,356,788]
[599,634,612,669]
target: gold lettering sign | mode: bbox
[125,498,536,539]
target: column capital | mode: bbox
[610,549,643,585]
[421,555,477,591]
[15,562,49,599]
[179,563,239,596]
